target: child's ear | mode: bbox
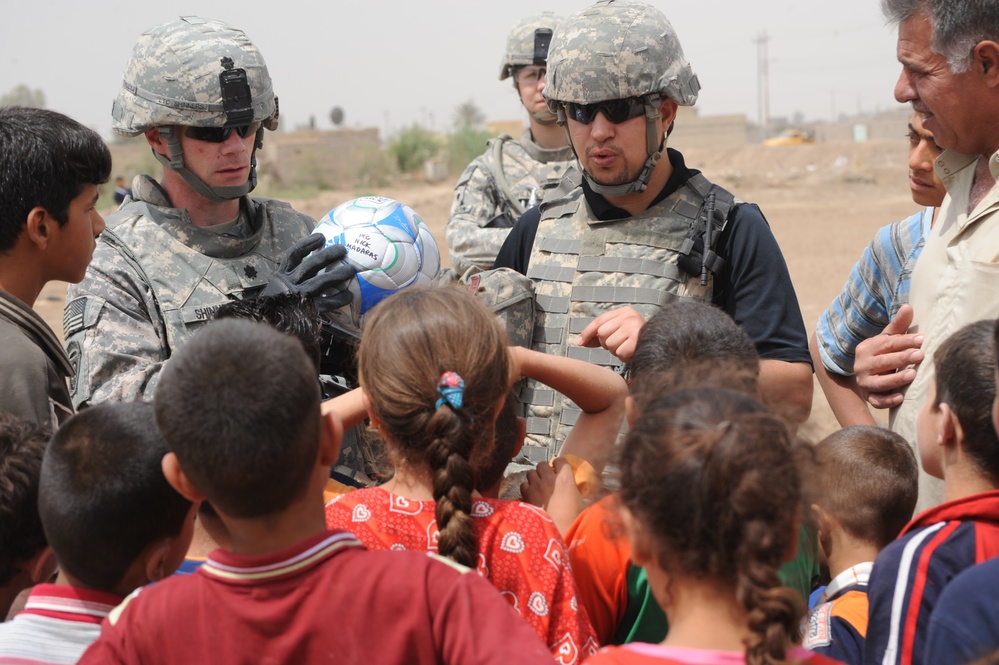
[141,537,177,583]
[783,503,802,563]
[624,395,637,428]
[618,504,654,567]
[811,504,832,560]
[318,409,344,467]
[23,207,53,249]
[938,402,961,450]
[513,417,526,459]
[28,545,58,584]
[161,453,206,503]
[360,389,381,430]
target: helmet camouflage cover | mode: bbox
[544,0,700,107]
[499,12,564,80]
[112,16,278,137]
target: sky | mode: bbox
[0,0,906,141]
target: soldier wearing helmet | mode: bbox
[64,17,355,408]
[494,0,812,454]
[444,12,575,275]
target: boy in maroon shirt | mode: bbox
[80,319,552,665]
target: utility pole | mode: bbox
[754,31,770,143]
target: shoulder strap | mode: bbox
[676,174,736,283]
[489,134,526,218]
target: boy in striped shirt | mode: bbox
[864,320,999,665]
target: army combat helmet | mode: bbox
[499,12,563,124]
[544,0,700,196]
[111,16,279,202]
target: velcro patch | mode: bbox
[63,296,102,338]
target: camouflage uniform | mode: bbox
[64,176,312,407]
[64,17,375,479]
[446,132,573,275]
[517,0,726,456]
[445,13,571,275]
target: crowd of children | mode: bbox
[4,276,999,663]
[6,83,999,665]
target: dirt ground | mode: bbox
[35,139,913,441]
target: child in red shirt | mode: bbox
[325,287,599,663]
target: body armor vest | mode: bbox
[102,178,312,356]
[521,170,734,457]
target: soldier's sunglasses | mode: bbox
[185,121,262,143]
[563,98,648,125]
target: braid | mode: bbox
[356,287,510,569]
[721,418,804,665]
[619,388,806,664]
[426,406,477,568]
[736,524,804,665]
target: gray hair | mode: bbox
[882,0,999,73]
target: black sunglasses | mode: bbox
[563,98,647,125]
[185,121,262,143]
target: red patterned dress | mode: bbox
[326,487,597,664]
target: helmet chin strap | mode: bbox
[152,126,259,203]
[530,108,560,125]
[556,94,664,196]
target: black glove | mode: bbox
[262,233,356,313]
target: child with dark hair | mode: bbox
[801,426,918,664]
[553,300,820,646]
[923,320,999,665]
[587,387,838,665]
[0,402,194,663]
[80,318,553,664]
[865,319,999,665]
[325,286,601,659]
[214,292,377,493]
[0,106,111,428]
[0,413,53,619]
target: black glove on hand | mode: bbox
[262,233,356,313]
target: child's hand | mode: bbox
[576,306,646,363]
[521,457,584,536]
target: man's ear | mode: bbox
[318,409,344,467]
[161,453,206,503]
[658,97,679,133]
[974,40,999,85]
[144,127,169,157]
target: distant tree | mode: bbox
[447,125,492,174]
[388,124,439,173]
[453,100,486,131]
[0,84,45,108]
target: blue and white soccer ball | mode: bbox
[313,196,442,332]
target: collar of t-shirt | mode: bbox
[819,561,873,604]
[581,147,700,221]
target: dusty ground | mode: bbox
[36,139,913,441]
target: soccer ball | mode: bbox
[312,196,442,332]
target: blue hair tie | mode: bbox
[436,371,465,411]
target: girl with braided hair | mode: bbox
[325,286,602,661]
[587,387,840,665]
